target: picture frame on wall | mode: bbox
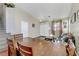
[63,22,67,28]
[74,12,76,22]
[77,10,79,18]
[70,14,74,23]
[32,23,35,28]
[70,12,76,24]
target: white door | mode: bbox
[21,21,28,38]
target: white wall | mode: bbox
[70,3,79,55]
[3,7,40,38]
[15,7,40,38]
[5,8,16,34]
[2,7,16,34]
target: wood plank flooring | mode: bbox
[0,50,8,56]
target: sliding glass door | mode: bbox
[51,20,62,37]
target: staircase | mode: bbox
[0,20,11,52]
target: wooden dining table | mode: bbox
[15,38,67,56]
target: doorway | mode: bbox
[21,20,28,38]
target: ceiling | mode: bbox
[15,3,72,21]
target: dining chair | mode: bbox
[7,38,16,56]
[17,42,33,56]
[14,34,23,41]
[67,47,76,56]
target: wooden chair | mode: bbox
[17,42,33,56]
[67,47,76,56]
[14,34,23,41]
[66,42,76,56]
[7,38,16,56]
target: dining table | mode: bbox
[14,37,67,56]
[8,38,67,56]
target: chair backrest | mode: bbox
[7,39,16,56]
[17,42,33,56]
[14,34,23,41]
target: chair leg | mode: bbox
[16,49,20,56]
[8,46,10,56]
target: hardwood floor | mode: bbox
[0,50,8,56]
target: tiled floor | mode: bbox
[0,50,8,56]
